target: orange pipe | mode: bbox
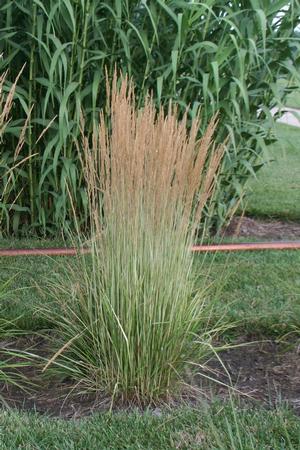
[191,241,300,252]
[1,241,300,257]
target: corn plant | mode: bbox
[0,70,25,234]
[42,74,226,405]
[0,0,299,235]
[0,69,34,235]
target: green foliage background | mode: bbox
[0,0,299,235]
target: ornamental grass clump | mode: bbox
[44,74,226,406]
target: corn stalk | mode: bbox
[0,0,299,235]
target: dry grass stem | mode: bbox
[81,73,226,242]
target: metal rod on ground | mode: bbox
[1,241,300,257]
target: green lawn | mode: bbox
[245,124,300,219]
[245,124,300,220]
[0,402,299,450]
[203,249,300,336]
[245,125,300,220]
[244,124,300,220]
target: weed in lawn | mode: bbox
[41,74,227,406]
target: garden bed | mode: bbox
[1,335,299,419]
[225,216,300,239]
[201,336,300,415]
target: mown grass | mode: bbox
[0,402,299,450]
[201,249,300,337]
[244,124,300,220]
[1,239,299,337]
[0,238,66,330]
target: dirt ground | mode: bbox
[224,216,300,240]
[0,335,299,419]
[199,336,300,415]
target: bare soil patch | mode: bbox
[199,336,300,415]
[225,216,300,240]
[0,335,299,418]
